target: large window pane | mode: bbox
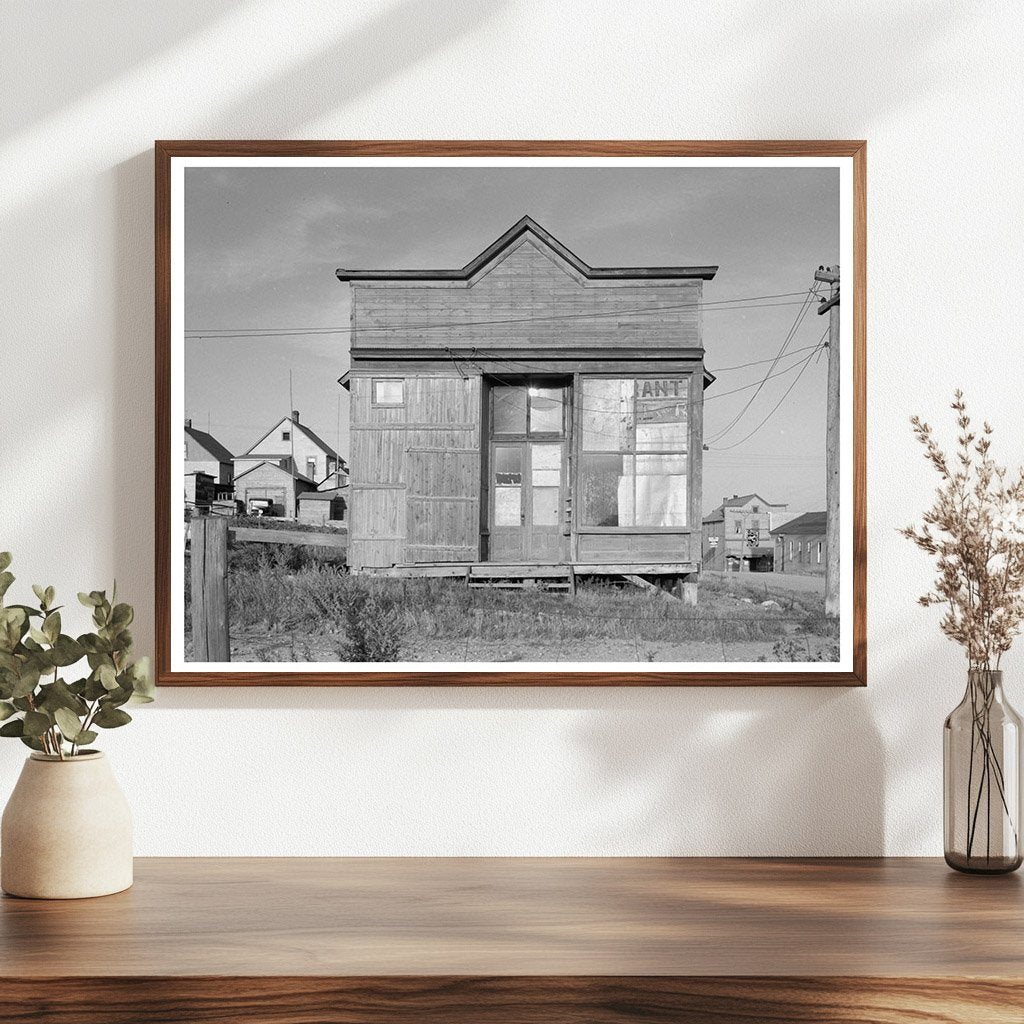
[635,453,687,526]
[493,446,522,526]
[581,379,633,451]
[635,377,689,451]
[492,386,527,434]
[580,453,634,527]
[531,443,561,526]
[528,387,564,434]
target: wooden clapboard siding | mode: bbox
[577,532,697,564]
[353,239,703,351]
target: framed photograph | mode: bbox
[156,141,865,686]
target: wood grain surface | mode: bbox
[155,139,867,687]
[2,858,1023,1022]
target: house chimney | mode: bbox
[185,418,192,429]
[292,409,300,424]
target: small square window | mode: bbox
[373,379,404,406]
[281,430,290,441]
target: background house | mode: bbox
[702,493,786,572]
[771,511,827,575]
[297,486,348,526]
[184,420,233,487]
[233,461,315,518]
[233,410,346,490]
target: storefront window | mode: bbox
[579,377,689,528]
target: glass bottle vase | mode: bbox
[944,669,1023,873]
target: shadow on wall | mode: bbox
[107,0,509,657]
[572,687,884,856]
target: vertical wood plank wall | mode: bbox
[348,374,481,569]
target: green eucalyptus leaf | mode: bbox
[19,734,45,751]
[0,651,18,673]
[53,706,85,741]
[12,696,33,712]
[83,675,108,701]
[0,718,25,737]
[93,705,131,729]
[75,730,98,746]
[104,685,132,708]
[31,584,48,608]
[81,636,112,656]
[110,603,133,629]
[0,572,14,601]
[0,552,11,573]
[78,592,100,608]
[22,710,51,738]
[98,663,118,690]
[42,611,60,644]
[29,626,49,646]
[0,700,15,721]
[11,666,41,699]
[50,635,85,668]
[129,656,154,697]
[36,678,88,716]
[44,586,55,608]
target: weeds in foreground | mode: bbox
[201,553,834,660]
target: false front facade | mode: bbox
[337,217,717,593]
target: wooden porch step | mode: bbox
[468,564,576,594]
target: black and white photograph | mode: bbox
[164,149,859,679]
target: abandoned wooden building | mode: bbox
[336,216,717,598]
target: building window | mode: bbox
[579,377,688,528]
[281,430,290,441]
[817,540,822,564]
[373,378,405,406]
[491,383,565,437]
[752,505,759,513]
[788,540,793,559]
[735,520,742,534]
[306,457,317,481]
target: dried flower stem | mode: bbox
[904,392,1024,864]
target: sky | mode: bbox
[184,164,839,517]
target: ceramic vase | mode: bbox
[1,751,133,898]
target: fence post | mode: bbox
[190,515,230,662]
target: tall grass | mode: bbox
[221,553,829,655]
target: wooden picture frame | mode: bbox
[156,140,866,686]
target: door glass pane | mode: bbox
[634,453,687,526]
[493,446,522,526]
[581,379,633,451]
[579,453,634,527]
[528,387,563,434]
[530,444,561,526]
[492,386,527,434]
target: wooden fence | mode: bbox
[189,517,347,662]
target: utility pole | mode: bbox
[815,265,840,619]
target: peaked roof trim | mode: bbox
[185,425,233,463]
[234,459,315,486]
[336,216,718,282]
[241,415,341,460]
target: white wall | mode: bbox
[2,0,1022,856]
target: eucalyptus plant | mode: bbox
[0,552,153,759]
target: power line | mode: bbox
[182,290,815,339]
[707,284,821,445]
[708,327,830,452]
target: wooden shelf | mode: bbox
[2,857,1022,1022]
